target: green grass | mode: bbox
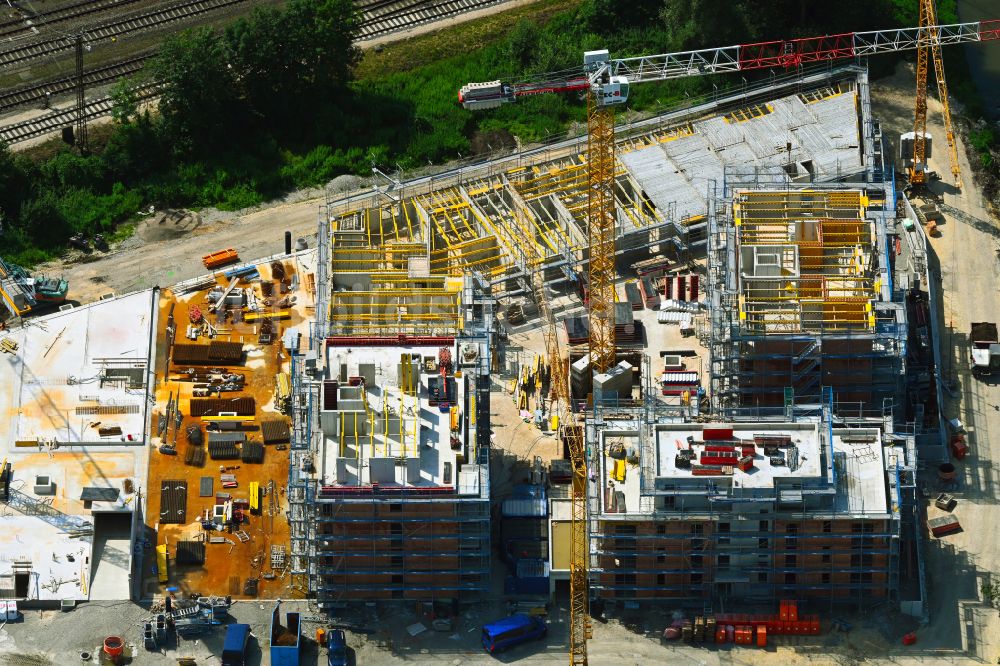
[356,0,582,78]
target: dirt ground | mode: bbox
[859,60,1000,664]
[35,195,327,304]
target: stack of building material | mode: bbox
[614,303,640,345]
[261,420,290,444]
[662,273,702,302]
[190,397,255,417]
[700,447,738,465]
[209,432,244,460]
[172,341,244,365]
[624,282,643,310]
[202,248,239,270]
[660,299,700,313]
[564,316,590,346]
[638,275,660,309]
[176,541,206,565]
[240,442,264,464]
[159,480,187,524]
[691,465,733,476]
[185,447,206,467]
[929,515,961,537]
[660,371,699,395]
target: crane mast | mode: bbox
[912,0,961,187]
[586,92,618,376]
[458,15,999,666]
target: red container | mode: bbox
[715,627,727,643]
[757,625,767,647]
[902,632,917,645]
[951,436,968,460]
[741,445,756,457]
[703,428,734,441]
[705,445,737,453]
[788,600,798,622]
[779,601,789,622]
[103,637,124,658]
[810,617,820,634]
[737,456,754,472]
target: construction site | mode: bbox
[2,3,1000,665]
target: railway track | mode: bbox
[0,0,253,68]
[0,0,516,143]
[0,81,158,145]
[358,0,509,40]
[0,0,149,40]
[0,55,148,110]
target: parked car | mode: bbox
[481,614,547,654]
[327,629,348,666]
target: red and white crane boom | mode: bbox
[459,19,1000,110]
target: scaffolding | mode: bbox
[288,353,319,597]
[586,401,918,612]
[313,491,490,605]
[708,173,906,413]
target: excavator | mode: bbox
[0,257,69,319]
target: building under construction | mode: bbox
[290,64,933,614]
[286,208,495,607]
[581,68,931,614]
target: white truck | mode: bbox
[970,322,1000,377]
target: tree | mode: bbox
[983,578,1000,609]
[109,77,141,126]
[505,19,539,71]
[0,142,30,229]
[225,0,360,129]
[149,27,241,154]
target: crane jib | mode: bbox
[739,21,1000,71]
[489,19,1000,106]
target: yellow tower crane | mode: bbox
[911,0,962,187]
